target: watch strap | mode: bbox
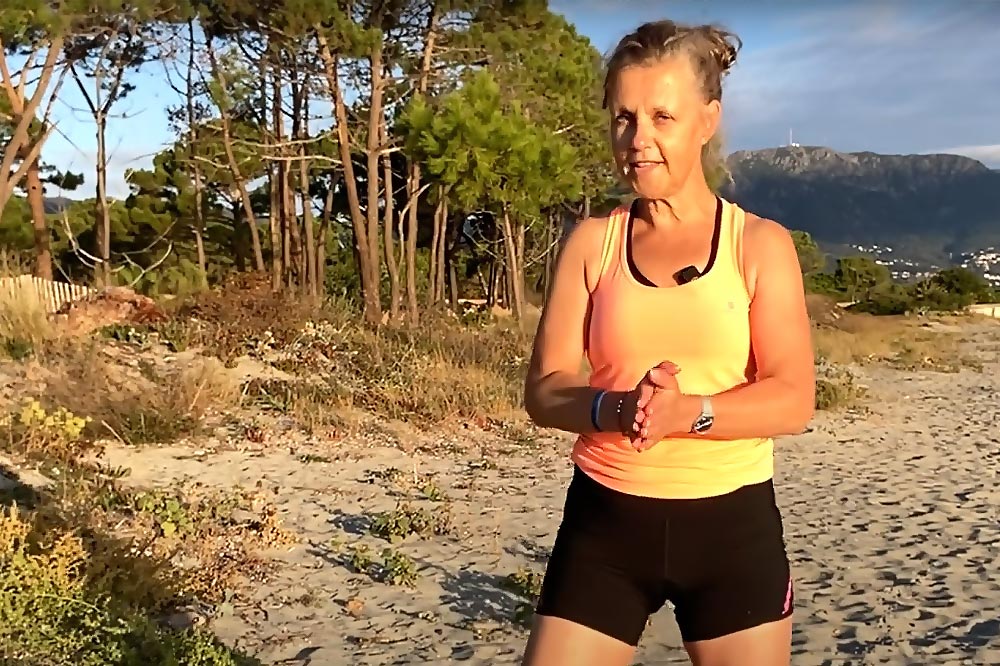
[691,396,714,433]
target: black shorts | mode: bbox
[536,466,793,646]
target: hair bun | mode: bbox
[705,27,741,75]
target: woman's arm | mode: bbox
[641,216,816,441]
[524,216,630,435]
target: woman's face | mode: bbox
[608,55,720,200]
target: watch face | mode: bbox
[693,415,713,433]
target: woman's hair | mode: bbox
[602,20,742,109]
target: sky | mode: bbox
[37,0,1000,200]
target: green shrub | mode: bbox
[814,362,865,411]
[0,505,260,666]
[851,284,914,316]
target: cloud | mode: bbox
[721,1,1000,156]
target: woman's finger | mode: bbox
[636,382,657,410]
[647,367,680,388]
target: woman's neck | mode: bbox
[638,174,718,229]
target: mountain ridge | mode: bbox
[720,145,1000,266]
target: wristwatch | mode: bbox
[690,396,714,434]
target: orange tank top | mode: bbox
[572,197,773,500]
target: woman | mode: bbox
[521,19,815,666]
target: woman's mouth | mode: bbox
[631,160,662,171]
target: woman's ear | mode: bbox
[702,99,722,144]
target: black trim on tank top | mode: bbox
[626,196,723,287]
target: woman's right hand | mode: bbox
[619,361,681,445]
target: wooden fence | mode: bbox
[0,274,96,314]
[967,303,1000,319]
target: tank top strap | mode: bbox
[591,204,629,291]
[720,198,752,302]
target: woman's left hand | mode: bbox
[632,362,691,451]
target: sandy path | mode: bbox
[104,337,1000,665]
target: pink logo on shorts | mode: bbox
[782,577,793,614]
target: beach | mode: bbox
[96,323,1000,665]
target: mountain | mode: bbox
[43,197,74,214]
[721,146,1000,266]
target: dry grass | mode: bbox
[26,340,239,447]
[809,296,979,372]
[155,281,534,427]
[331,314,531,423]
[236,314,531,432]
[0,282,52,359]
[805,293,987,409]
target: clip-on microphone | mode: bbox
[674,265,701,285]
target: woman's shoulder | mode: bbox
[739,208,796,260]
[734,206,799,298]
[563,207,629,291]
[558,208,627,264]
[566,208,624,245]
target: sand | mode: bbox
[98,328,1000,665]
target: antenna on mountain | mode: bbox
[788,128,800,148]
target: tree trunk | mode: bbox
[317,33,380,323]
[448,262,459,309]
[275,67,296,289]
[501,207,525,320]
[445,211,464,310]
[316,184,334,298]
[193,206,207,287]
[486,256,497,307]
[225,127,266,274]
[299,82,316,298]
[209,42,265,273]
[298,149,317,299]
[427,191,444,308]
[190,154,208,288]
[0,37,63,219]
[281,168,292,288]
[382,122,400,321]
[542,209,554,297]
[365,37,385,320]
[405,164,422,323]
[232,198,248,272]
[263,55,281,289]
[95,113,111,286]
[298,159,316,299]
[24,157,51,280]
[435,196,447,303]
[404,3,439,325]
[186,19,208,289]
[269,159,280,283]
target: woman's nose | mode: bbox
[631,117,653,150]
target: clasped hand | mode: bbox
[622,360,685,452]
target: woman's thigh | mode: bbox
[670,479,794,665]
[523,468,668,663]
[684,616,792,666]
[521,614,637,666]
